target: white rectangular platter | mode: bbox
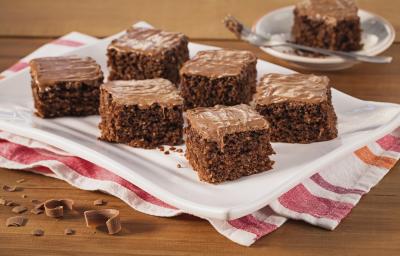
[0,24,399,220]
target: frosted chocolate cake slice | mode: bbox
[180,49,257,109]
[107,27,189,84]
[292,0,362,51]
[185,104,274,183]
[253,73,338,143]
[29,56,103,118]
[99,78,184,148]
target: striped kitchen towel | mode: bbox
[0,34,399,246]
[0,32,97,80]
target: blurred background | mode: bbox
[0,0,398,40]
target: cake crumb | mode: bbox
[5,201,18,207]
[176,149,183,153]
[158,146,165,151]
[164,150,170,155]
[16,179,26,184]
[177,164,182,168]
[2,185,20,192]
[93,199,107,206]
[64,228,75,235]
[22,194,27,198]
[169,146,176,151]
[31,199,41,205]
[32,229,44,236]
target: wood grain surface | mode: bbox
[0,1,399,255]
[0,0,399,40]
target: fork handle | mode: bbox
[270,42,392,64]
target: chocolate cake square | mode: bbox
[99,78,184,148]
[292,0,362,51]
[253,73,338,143]
[29,56,104,118]
[185,104,274,183]
[107,27,189,84]
[180,49,257,109]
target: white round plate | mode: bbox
[253,6,396,70]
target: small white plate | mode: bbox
[253,6,396,70]
[0,23,399,220]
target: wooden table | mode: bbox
[0,1,399,255]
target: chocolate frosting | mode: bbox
[109,27,186,54]
[296,0,358,24]
[180,49,256,78]
[253,73,329,105]
[102,78,183,107]
[186,104,269,147]
[29,56,103,90]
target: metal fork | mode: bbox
[223,15,392,64]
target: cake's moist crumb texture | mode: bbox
[253,73,338,143]
[99,78,184,149]
[180,49,257,109]
[292,0,362,51]
[185,104,274,183]
[29,56,104,118]
[107,27,189,84]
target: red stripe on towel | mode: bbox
[8,62,29,72]
[310,173,365,195]
[228,214,278,239]
[278,184,353,220]
[376,134,400,153]
[0,139,176,209]
[51,39,85,47]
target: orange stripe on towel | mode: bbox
[354,146,397,170]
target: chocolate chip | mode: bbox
[169,146,176,151]
[177,164,182,168]
[164,150,170,155]
[176,149,183,153]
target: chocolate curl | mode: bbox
[84,209,121,235]
[31,203,45,215]
[2,185,19,192]
[44,199,74,218]
[6,216,26,227]
[93,199,107,206]
[12,206,27,214]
